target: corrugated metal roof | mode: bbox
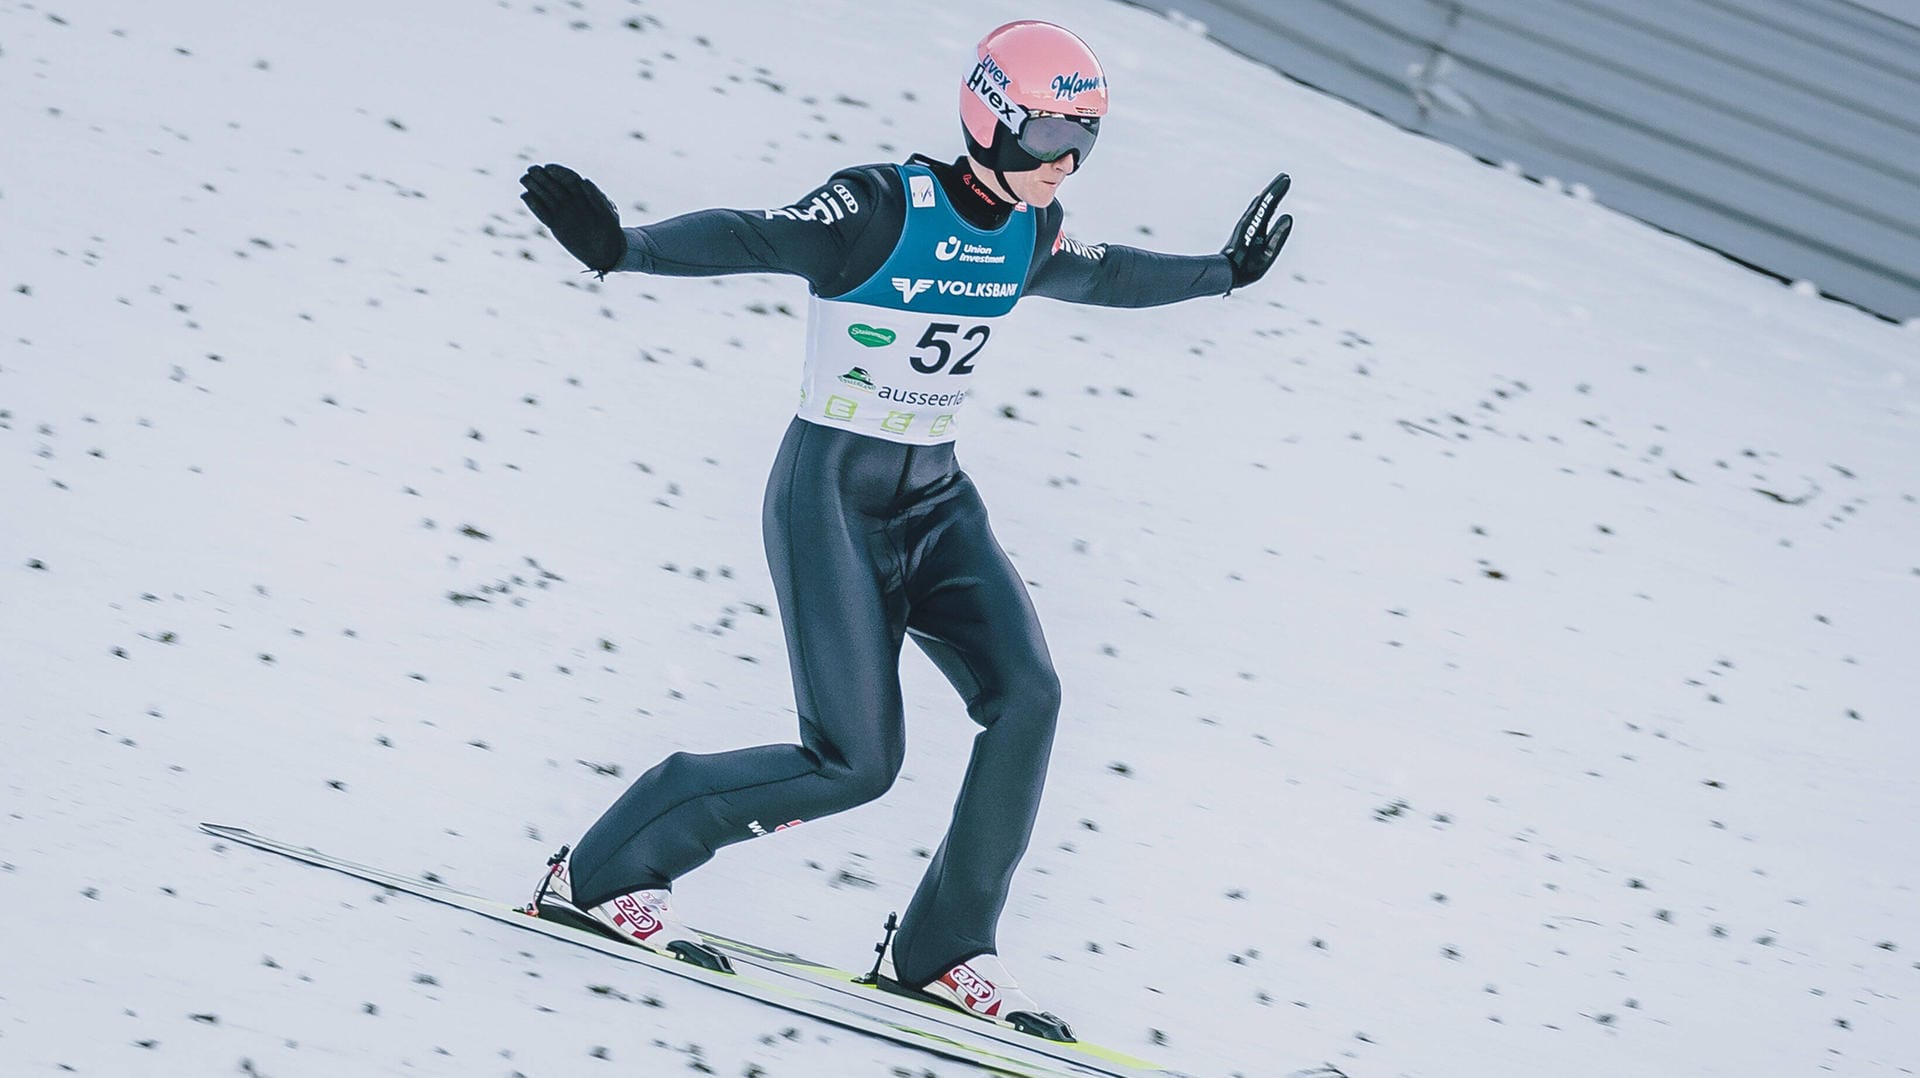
[1130,0,1920,319]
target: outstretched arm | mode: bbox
[1025,232,1234,308]
[519,163,890,293]
[1025,172,1293,306]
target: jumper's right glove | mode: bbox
[519,163,627,276]
[1221,173,1293,292]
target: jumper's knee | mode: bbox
[970,663,1061,736]
[815,737,903,809]
[1028,665,1062,722]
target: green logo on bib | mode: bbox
[848,323,896,348]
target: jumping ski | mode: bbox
[201,823,1197,1078]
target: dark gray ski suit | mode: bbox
[567,154,1233,986]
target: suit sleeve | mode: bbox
[613,168,893,295]
[1023,206,1235,307]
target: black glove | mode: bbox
[1221,173,1293,292]
[519,163,627,276]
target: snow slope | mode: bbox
[3,0,1917,1075]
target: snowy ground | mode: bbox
[3,1,1917,1076]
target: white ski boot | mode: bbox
[860,913,1073,1042]
[524,846,731,972]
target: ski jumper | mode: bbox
[567,155,1234,986]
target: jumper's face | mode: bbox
[998,155,1077,208]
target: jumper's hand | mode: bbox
[519,163,626,276]
[1221,173,1293,292]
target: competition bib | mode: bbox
[796,164,1037,445]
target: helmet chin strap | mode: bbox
[993,166,1018,202]
[964,154,1019,204]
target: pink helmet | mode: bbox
[960,20,1108,174]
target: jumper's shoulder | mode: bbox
[1030,198,1070,256]
[758,163,898,234]
[800,163,913,297]
[822,161,901,205]
[760,163,897,230]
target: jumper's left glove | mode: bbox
[1221,173,1293,292]
[519,163,627,277]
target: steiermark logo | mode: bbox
[847,323,896,348]
[838,366,877,392]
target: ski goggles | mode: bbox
[1016,112,1100,168]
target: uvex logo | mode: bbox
[967,58,1026,128]
[612,894,662,939]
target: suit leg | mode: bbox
[568,422,910,909]
[889,475,1061,984]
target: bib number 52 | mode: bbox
[910,323,990,375]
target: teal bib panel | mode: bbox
[796,164,1038,444]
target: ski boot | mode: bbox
[522,846,731,972]
[858,913,1073,1042]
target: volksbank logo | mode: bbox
[892,277,1020,303]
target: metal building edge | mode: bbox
[1119,0,1920,322]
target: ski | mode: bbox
[695,928,1166,1076]
[200,823,1182,1078]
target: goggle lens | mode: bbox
[1018,114,1099,167]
